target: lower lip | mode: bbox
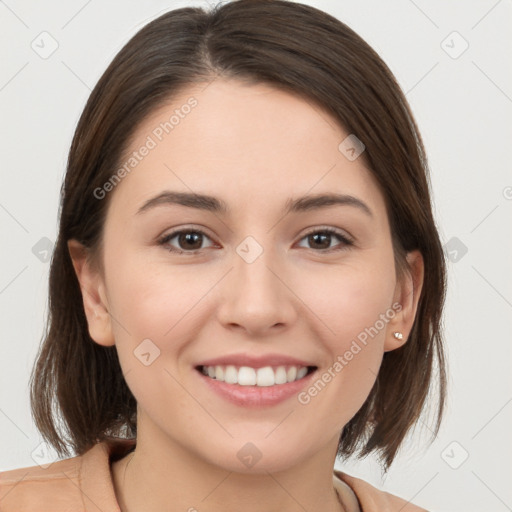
[196,368,317,407]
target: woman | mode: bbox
[0,0,446,510]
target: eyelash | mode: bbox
[157,226,354,255]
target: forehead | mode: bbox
[108,78,386,220]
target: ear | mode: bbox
[384,250,424,352]
[67,239,115,347]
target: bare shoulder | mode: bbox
[334,470,430,512]
[0,456,83,511]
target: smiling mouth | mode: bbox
[195,364,317,387]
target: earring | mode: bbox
[393,332,403,340]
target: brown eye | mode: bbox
[177,232,203,250]
[159,229,214,254]
[297,228,354,252]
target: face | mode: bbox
[70,78,421,474]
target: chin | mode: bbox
[195,436,311,475]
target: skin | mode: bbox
[68,79,423,512]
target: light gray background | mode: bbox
[1,1,511,511]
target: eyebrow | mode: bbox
[136,191,373,217]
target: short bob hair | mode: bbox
[30,0,447,471]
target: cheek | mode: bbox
[105,246,211,336]
[102,253,205,414]
[301,256,396,347]
[292,257,396,425]
[102,247,211,376]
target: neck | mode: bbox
[111,415,345,512]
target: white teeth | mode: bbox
[238,366,256,385]
[200,364,312,386]
[215,366,224,381]
[274,366,287,385]
[296,367,308,379]
[256,366,275,387]
[224,365,238,384]
[286,366,297,382]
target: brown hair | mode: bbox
[30,0,447,471]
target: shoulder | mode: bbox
[334,469,429,512]
[0,438,133,511]
[0,454,84,511]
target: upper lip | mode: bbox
[196,353,317,369]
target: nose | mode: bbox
[215,243,297,337]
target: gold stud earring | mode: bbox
[393,332,403,340]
